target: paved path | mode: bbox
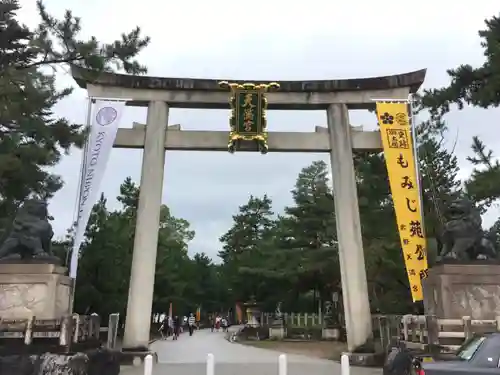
[121,328,382,375]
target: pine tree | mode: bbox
[417,126,462,256]
[487,218,500,250]
[464,136,500,209]
[354,151,411,312]
[286,160,337,246]
[218,195,275,302]
[422,14,500,116]
[0,0,149,228]
[0,0,34,70]
[239,161,339,311]
[74,178,197,316]
[281,160,338,301]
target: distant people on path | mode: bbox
[159,316,168,340]
[188,313,196,336]
[173,315,180,340]
[209,315,215,332]
[182,315,187,333]
[215,315,221,332]
[167,315,173,337]
[221,317,228,332]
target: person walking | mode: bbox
[181,315,187,333]
[169,315,174,337]
[159,316,168,340]
[209,315,214,332]
[188,313,196,336]
[173,315,180,340]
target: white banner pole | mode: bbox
[68,97,93,267]
[68,97,93,313]
[69,99,126,280]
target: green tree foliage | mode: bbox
[183,253,229,314]
[72,178,209,318]
[0,0,149,235]
[487,218,500,250]
[422,14,500,116]
[154,204,195,314]
[418,137,461,234]
[74,194,132,316]
[418,12,500,244]
[465,136,500,209]
[354,151,408,313]
[416,120,462,265]
[218,195,275,304]
[231,161,339,312]
[274,161,338,306]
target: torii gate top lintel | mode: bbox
[71,65,426,110]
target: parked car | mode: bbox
[420,334,500,374]
[384,333,500,375]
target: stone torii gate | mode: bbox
[71,66,426,352]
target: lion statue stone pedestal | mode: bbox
[0,199,71,320]
[423,197,500,320]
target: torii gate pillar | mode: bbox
[123,101,169,350]
[327,103,372,350]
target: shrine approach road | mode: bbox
[120,327,382,375]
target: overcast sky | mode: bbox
[18,0,500,260]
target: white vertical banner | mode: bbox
[69,99,126,279]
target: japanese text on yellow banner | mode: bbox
[376,101,428,302]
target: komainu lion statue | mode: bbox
[0,199,60,263]
[438,197,497,262]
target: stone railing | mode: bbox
[97,313,120,349]
[260,312,324,327]
[0,313,120,353]
[374,314,500,353]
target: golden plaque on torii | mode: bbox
[218,81,280,154]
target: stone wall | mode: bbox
[0,348,119,375]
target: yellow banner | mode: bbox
[375,101,428,302]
